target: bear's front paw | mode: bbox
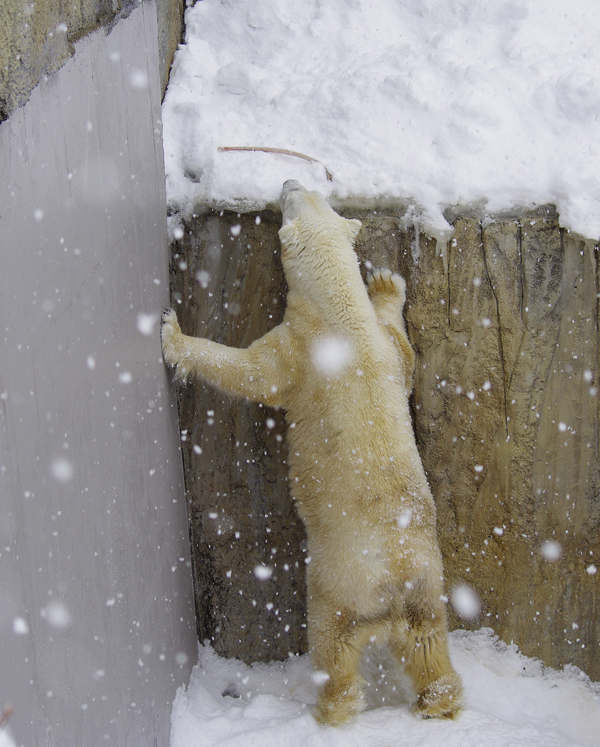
[161,308,184,373]
[367,268,407,306]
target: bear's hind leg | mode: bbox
[389,598,462,719]
[309,601,382,726]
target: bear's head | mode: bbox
[278,180,361,245]
[276,180,365,313]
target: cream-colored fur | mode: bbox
[161,180,462,725]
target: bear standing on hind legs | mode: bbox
[161,180,463,725]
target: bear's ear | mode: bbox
[279,221,298,246]
[345,218,362,242]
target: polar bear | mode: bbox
[161,180,462,725]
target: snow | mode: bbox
[0,707,16,747]
[170,629,600,747]
[450,584,481,620]
[162,0,600,242]
[0,731,16,747]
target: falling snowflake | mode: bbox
[137,312,159,336]
[310,336,354,376]
[254,565,273,580]
[541,541,562,561]
[451,584,481,620]
[50,458,74,484]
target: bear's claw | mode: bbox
[367,268,407,305]
[160,307,183,372]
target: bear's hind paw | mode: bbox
[313,678,365,727]
[414,673,463,720]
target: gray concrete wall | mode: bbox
[0,0,183,121]
[0,3,196,746]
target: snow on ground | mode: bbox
[170,629,600,747]
[0,733,15,747]
[162,0,600,241]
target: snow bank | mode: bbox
[162,0,600,241]
[170,629,600,747]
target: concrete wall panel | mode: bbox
[0,0,183,121]
[0,4,196,746]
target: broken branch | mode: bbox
[218,146,333,181]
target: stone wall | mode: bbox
[0,0,183,121]
[170,208,600,679]
[361,210,600,679]
[170,213,308,662]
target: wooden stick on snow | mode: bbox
[218,146,333,182]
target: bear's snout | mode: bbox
[280,180,308,225]
[281,179,305,193]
